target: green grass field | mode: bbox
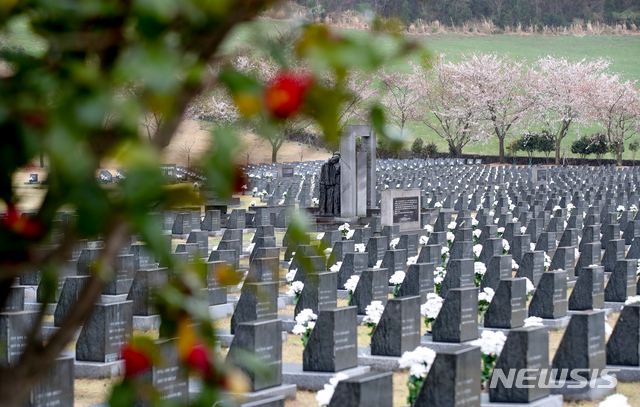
[4,16,640,160]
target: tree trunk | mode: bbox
[555,137,562,165]
[271,147,278,163]
[617,145,623,166]
[499,138,505,163]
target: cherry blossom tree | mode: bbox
[378,62,424,137]
[531,56,610,164]
[417,58,487,157]
[450,54,535,163]
[589,74,640,165]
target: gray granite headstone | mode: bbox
[171,213,191,235]
[247,257,279,283]
[228,319,283,391]
[76,301,133,363]
[337,252,368,289]
[207,261,228,305]
[327,240,355,270]
[303,307,358,372]
[439,259,474,300]
[515,251,544,286]
[552,310,606,380]
[528,270,568,319]
[230,282,278,334]
[380,249,407,282]
[328,371,393,407]
[606,303,640,366]
[604,259,636,302]
[350,268,388,315]
[103,254,135,295]
[568,265,605,311]
[413,345,481,407]
[480,255,512,291]
[54,276,91,326]
[366,236,388,268]
[397,234,419,258]
[127,268,168,316]
[397,263,434,303]
[432,287,479,343]
[549,247,575,280]
[575,242,601,277]
[150,339,189,403]
[0,311,39,366]
[294,272,338,317]
[484,278,527,329]
[371,296,421,357]
[489,326,550,403]
[417,245,442,265]
[602,239,625,274]
[27,355,74,407]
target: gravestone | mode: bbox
[381,189,421,232]
[337,253,368,289]
[76,301,133,363]
[292,256,326,283]
[515,251,544,286]
[327,240,355,270]
[294,272,338,317]
[228,209,246,229]
[606,303,640,366]
[366,236,388,268]
[200,210,221,231]
[207,261,228,305]
[604,259,636,302]
[247,257,279,283]
[549,247,575,280]
[397,263,434,303]
[380,249,407,281]
[397,234,419,258]
[228,319,283,391]
[432,287,479,343]
[187,230,209,258]
[575,242,601,276]
[103,254,136,295]
[230,282,278,335]
[480,255,512,291]
[568,266,605,311]
[54,276,91,326]
[413,345,481,407]
[171,213,191,235]
[0,311,39,366]
[484,278,527,329]
[439,259,474,300]
[127,268,168,316]
[350,268,388,315]
[27,355,74,407]
[529,270,568,319]
[417,245,441,265]
[328,371,393,407]
[370,296,421,357]
[150,339,189,403]
[489,326,550,403]
[303,307,358,372]
[552,310,606,381]
[602,239,625,274]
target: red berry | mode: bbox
[1,203,46,241]
[264,72,312,120]
[186,345,214,378]
[121,345,151,377]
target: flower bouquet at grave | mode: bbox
[501,239,509,254]
[474,262,486,287]
[421,294,443,331]
[434,202,443,210]
[316,373,349,406]
[389,237,399,249]
[471,330,507,387]
[338,223,351,238]
[618,205,626,219]
[497,227,504,238]
[293,309,318,346]
[419,234,429,246]
[317,232,325,241]
[344,275,359,303]
[472,229,481,244]
[473,244,482,261]
[287,281,304,304]
[329,261,342,273]
[631,205,638,218]
[249,200,256,207]
[447,221,457,232]
[434,267,446,295]
[543,253,551,271]
[478,287,495,317]
[252,187,258,196]
[285,269,297,284]
[390,271,405,297]
[362,300,385,336]
[599,394,633,407]
[525,278,535,301]
[446,231,455,248]
[312,197,319,207]
[407,255,418,266]
[472,218,479,230]
[441,246,449,266]
[354,243,366,253]
[399,347,437,405]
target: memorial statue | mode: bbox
[319,151,341,216]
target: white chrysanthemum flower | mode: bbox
[512,217,519,222]
[605,323,613,337]
[324,248,332,255]
[434,202,443,208]
[247,243,255,253]
[553,205,561,212]
[474,262,487,276]
[471,330,507,357]
[502,239,510,251]
[390,238,400,249]
[617,205,626,212]
[625,295,640,305]
[494,218,500,224]
[512,259,519,270]
[338,223,350,231]
[473,229,482,238]
[285,269,297,283]
[421,294,444,320]
[497,227,505,234]
[447,232,455,242]
[354,243,366,253]
[295,308,317,325]
[473,244,483,258]
[441,246,449,255]
[447,221,457,230]
[523,317,544,328]
[478,287,495,303]
[287,281,305,297]
[375,260,383,268]
[472,218,479,226]
[317,233,325,240]
[525,278,535,294]
[544,253,551,269]
[292,324,307,335]
[521,226,527,234]
[316,384,335,406]
[330,261,342,272]
[419,235,429,245]
[344,275,360,292]
[362,301,385,325]
[423,225,433,233]
[599,394,631,407]
[399,347,436,379]
[346,229,355,239]
[249,200,257,207]
[389,271,406,285]
[407,255,419,265]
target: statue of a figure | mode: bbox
[319,152,341,216]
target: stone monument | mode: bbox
[319,152,341,216]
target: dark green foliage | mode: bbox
[423,141,438,158]
[411,137,424,155]
[571,136,592,159]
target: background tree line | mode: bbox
[293,0,640,29]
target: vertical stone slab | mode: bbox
[328,371,393,407]
[127,268,168,316]
[76,301,133,363]
[340,127,357,218]
[606,303,640,366]
[481,255,513,291]
[371,296,421,357]
[230,282,278,335]
[294,272,338,317]
[397,263,434,303]
[27,355,74,407]
[432,287,479,343]
[568,266,605,311]
[361,131,377,210]
[529,270,568,319]
[604,259,637,302]
[0,311,39,366]
[303,307,358,372]
[484,278,527,329]
[350,268,388,315]
[151,339,189,403]
[356,152,368,217]
[337,252,368,289]
[414,345,481,407]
